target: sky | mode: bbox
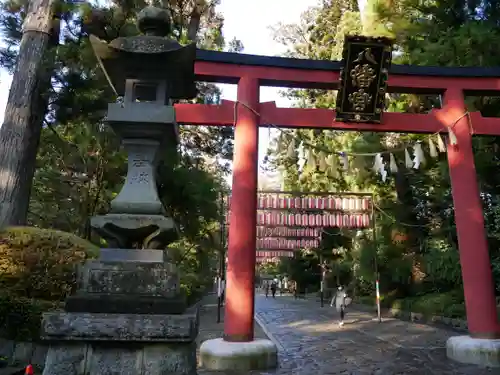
[217,0,318,171]
[0,0,319,183]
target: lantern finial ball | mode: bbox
[137,6,172,37]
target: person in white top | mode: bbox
[331,286,348,326]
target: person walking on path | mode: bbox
[331,285,348,327]
[265,282,269,298]
[270,281,277,298]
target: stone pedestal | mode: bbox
[41,248,198,375]
[446,335,500,367]
[65,249,187,315]
[199,338,277,371]
[41,312,198,375]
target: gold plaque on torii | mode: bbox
[335,35,393,123]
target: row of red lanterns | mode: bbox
[254,212,370,227]
[226,212,370,227]
[256,226,321,238]
[256,251,294,258]
[226,195,370,211]
[257,238,320,250]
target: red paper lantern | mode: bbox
[340,198,347,210]
[294,213,300,225]
[350,215,356,228]
[299,214,306,226]
[300,197,307,209]
[343,214,349,227]
[348,197,354,210]
[279,197,285,208]
[316,197,322,209]
[355,214,362,228]
[324,197,330,209]
[362,198,370,210]
[326,214,333,227]
[308,197,315,209]
[294,197,301,208]
[304,214,310,226]
[315,214,322,226]
[363,214,370,227]
[355,198,362,210]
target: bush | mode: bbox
[0,293,61,341]
[180,272,211,306]
[0,226,99,301]
[355,289,399,308]
[392,291,465,318]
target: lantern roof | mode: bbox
[90,6,197,99]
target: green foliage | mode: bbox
[0,226,95,341]
[0,293,60,341]
[0,227,98,301]
[268,0,500,319]
[392,291,466,318]
[257,261,280,276]
[278,251,321,292]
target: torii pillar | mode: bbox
[199,76,278,371]
[445,88,500,367]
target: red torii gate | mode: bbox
[176,50,500,343]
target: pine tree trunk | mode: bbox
[0,0,56,227]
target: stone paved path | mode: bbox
[255,295,494,374]
[198,293,495,374]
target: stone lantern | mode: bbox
[39,7,199,375]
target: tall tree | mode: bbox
[0,0,59,226]
[0,0,240,238]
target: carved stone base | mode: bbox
[76,259,180,297]
[41,312,198,375]
[70,250,187,315]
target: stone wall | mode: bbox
[0,338,47,368]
